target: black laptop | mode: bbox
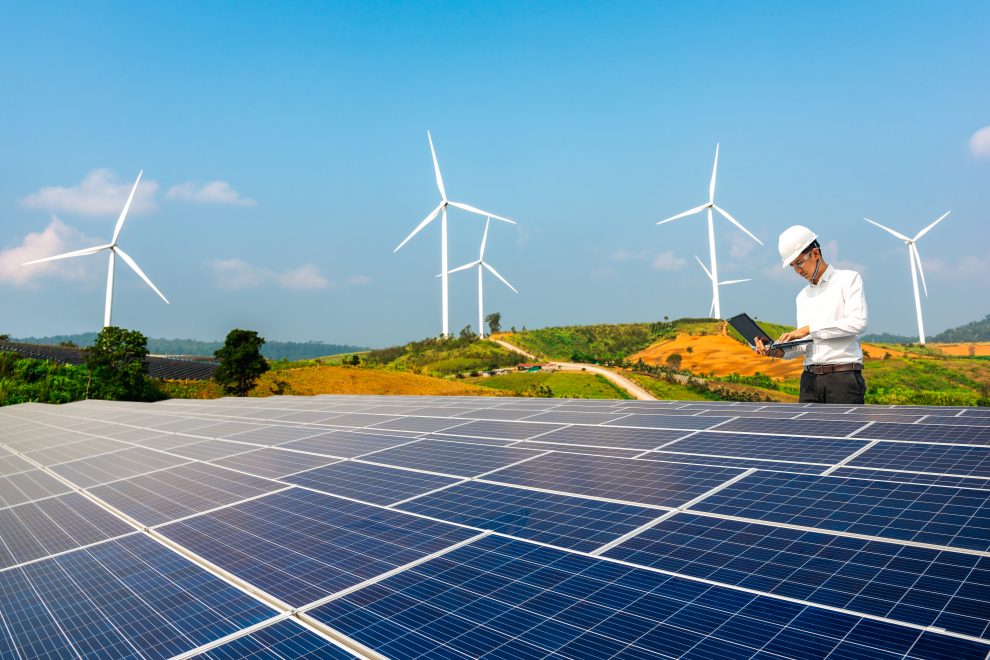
[727,313,813,351]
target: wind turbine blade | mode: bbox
[23,243,112,265]
[113,247,169,304]
[693,255,713,280]
[719,278,751,285]
[480,217,490,259]
[713,205,764,245]
[394,204,442,252]
[657,203,708,225]
[447,201,516,224]
[112,170,143,245]
[910,243,929,297]
[709,143,719,204]
[863,217,910,242]
[427,131,447,202]
[914,210,950,241]
[482,262,518,293]
[446,261,480,275]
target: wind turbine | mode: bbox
[445,217,518,338]
[394,131,515,337]
[656,143,763,319]
[864,211,950,345]
[694,255,749,318]
[23,170,169,327]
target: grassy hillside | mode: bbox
[467,372,631,399]
[505,318,725,362]
[863,313,990,343]
[363,336,524,376]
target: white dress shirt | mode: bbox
[781,265,868,365]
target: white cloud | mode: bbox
[167,181,256,206]
[728,232,758,260]
[0,217,98,286]
[610,249,650,261]
[21,169,157,216]
[651,250,686,271]
[346,275,371,286]
[969,125,990,159]
[210,259,330,290]
[278,264,329,290]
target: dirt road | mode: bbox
[490,338,657,401]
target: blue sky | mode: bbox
[1,2,988,347]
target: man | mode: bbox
[755,225,868,404]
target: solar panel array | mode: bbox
[0,340,220,380]
[1,394,989,659]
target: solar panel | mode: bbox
[158,488,479,607]
[603,511,990,639]
[690,471,990,552]
[660,431,869,464]
[284,461,459,505]
[194,619,359,658]
[397,480,660,552]
[846,442,990,478]
[484,453,746,507]
[308,534,990,659]
[0,493,134,568]
[3,394,990,658]
[0,534,273,658]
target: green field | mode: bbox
[627,373,711,401]
[468,371,630,399]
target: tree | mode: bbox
[214,329,270,396]
[86,326,152,401]
[665,353,682,369]
[459,325,477,340]
[485,312,502,335]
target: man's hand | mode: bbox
[754,336,779,357]
[777,326,811,343]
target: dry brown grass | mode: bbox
[254,366,498,396]
[929,342,990,357]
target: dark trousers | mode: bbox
[799,370,866,404]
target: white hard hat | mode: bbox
[778,225,819,267]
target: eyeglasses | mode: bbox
[790,252,814,270]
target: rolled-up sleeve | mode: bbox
[809,272,867,339]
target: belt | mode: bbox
[805,362,863,375]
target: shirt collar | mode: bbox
[810,264,833,287]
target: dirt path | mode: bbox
[491,338,657,401]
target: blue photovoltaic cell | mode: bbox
[853,422,990,445]
[604,512,990,639]
[691,471,990,552]
[713,417,867,438]
[361,439,545,477]
[278,429,418,457]
[528,425,689,450]
[848,442,990,477]
[0,469,72,508]
[49,446,189,488]
[158,487,478,607]
[284,460,459,505]
[434,419,563,440]
[660,431,868,464]
[484,452,745,507]
[208,447,341,479]
[89,462,283,526]
[831,467,990,489]
[0,533,274,659]
[0,492,134,568]
[195,619,357,658]
[604,413,734,430]
[521,410,631,425]
[0,451,33,477]
[397,480,659,552]
[369,416,469,433]
[645,451,830,474]
[309,534,989,660]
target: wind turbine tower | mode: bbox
[864,211,950,345]
[446,217,518,339]
[23,170,169,327]
[394,132,515,337]
[657,144,762,319]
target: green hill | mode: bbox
[863,314,990,343]
[363,335,525,377]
